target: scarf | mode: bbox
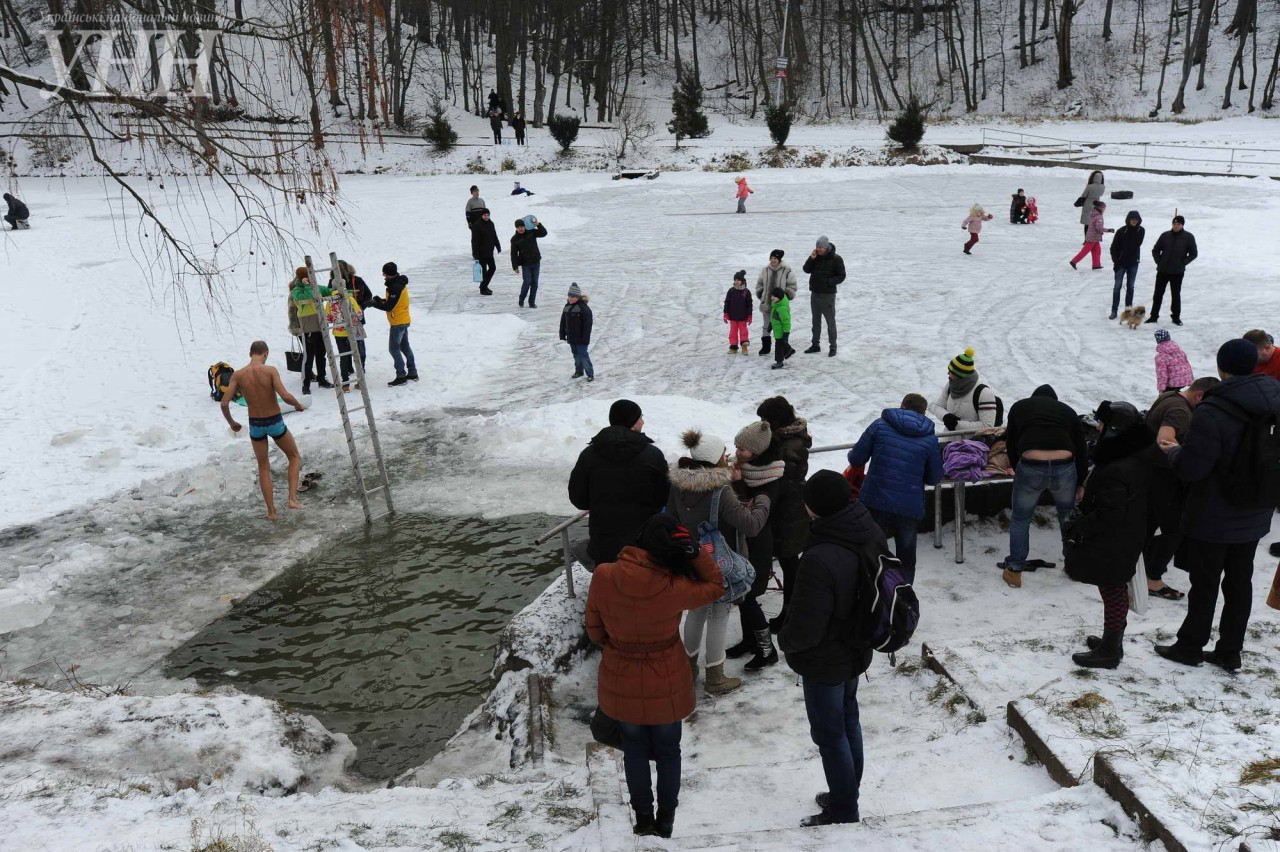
[948,372,979,399]
[740,459,785,488]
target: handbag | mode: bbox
[1073,196,1085,208]
[697,488,756,604]
[285,336,304,373]
[473,260,483,283]
[590,705,622,749]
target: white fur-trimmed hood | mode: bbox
[667,463,732,494]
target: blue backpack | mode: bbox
[697,488,756,604]
[856,540,919,660]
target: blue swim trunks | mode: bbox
[248,414,288,441]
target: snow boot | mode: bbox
[741,341,750,355]
[654,807,675,838]
[744,629,779,671]
[771,362,785,369]
[633,810,657,836]
[725,634,755,660]
[688,653,699,690]
[828,346,836,357]
[729,345,739,353]
[571,371,584,379]
[1002,566,1022,588]
[1072,628,1123,669]
[759,337,771,355]
[804,344,821,354]
[704,662,741,695]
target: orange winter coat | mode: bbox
[586,546,724,725]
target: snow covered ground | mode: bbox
[2,138,1280,848]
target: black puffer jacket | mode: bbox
[511,222,548,269]
[778,502,884,684]
[3,194,28,220]
[770,419,813,558]
[1064,423,1161,587]
[1151,228,1198,274]
[568,426,670,564]
[802,246,847,294]
[1109,211,1145,267]
[1172,375,1280,543]
[470,217,501,259]
[559,298,593,346]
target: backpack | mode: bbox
[696,488,756,604]
[854,539,919,660]
[207,361,236,402]
[973,383,1005,428]
[1207,397,1280,510]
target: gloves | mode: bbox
[723,314,730,324]
[943,413,960,431]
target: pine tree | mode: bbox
[886,97,926,149]
[667,65,710,148]
[765,104,792,149]
[548,114,581,153]
[422,96,458,150]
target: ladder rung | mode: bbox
[364,484,386,494]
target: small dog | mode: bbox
[1120,305,1147,329]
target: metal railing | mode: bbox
[534,510,589,598]
[979,127,1280,176]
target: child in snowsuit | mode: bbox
[1010,189,1029,224]
[735,176,753,213]
[511,181,535,196]
[1153,328,1193,392]
[559,282,594,381]
[1070,201,1114,270]
[724,270,753,354]
[1026,197,1039,224]
[770,288,792,370]
[960,205,994,254]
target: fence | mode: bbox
[979,127,1280,177]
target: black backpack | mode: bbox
[973,384,1005,428]
[1207,397,1280,510]
[850,539,920,669]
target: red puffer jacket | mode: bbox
[586,546,724,725]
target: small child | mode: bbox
[326,291,365,390]
[960,204,994,254]
[511,181,535,196]
[1026,196,1040,224]
[1070,200,1114,270]
[559,282,594,381]
[770,287,792,370]
[735,176,754,213]
[1010,189,1029,224]
[724,270,753,354]
[1153,328,1193,392]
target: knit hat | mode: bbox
[733,270,747,283]
[1154,328,1171,344]
[1172,215,1186,225]
[515,218,526,228]
[770,249,785,260]
[681,429,726,466]
[294,266,308,280]
[608,399,643,428]
[1217,338,1260,377]
[815,236,831,251]
[734,421,772,456]
[756,396,796,430]
[948,347,976,378]
[381,261,398,276]
[567,282,582,298]
[804,470,851,518]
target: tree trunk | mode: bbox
[1055,0,1074,88]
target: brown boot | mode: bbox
[1002,567,1022,588]
[704,661,742,695]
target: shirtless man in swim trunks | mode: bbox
[221,340,307,520]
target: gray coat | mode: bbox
[755,262,798,322]
[666,464,771,554]
[1079,176,1106,226]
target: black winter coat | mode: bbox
[770,419,813,558]
[1109,213,1145,267]
[470,218,501,259]
[724,286,753,321]
[1171,375,1280,543]
[511,223,548,269]
[568,426,670,563]
[559,300,593,346]
[778,503,883,684]
[802,246,847,294]
[1005,384,1089,484]
[1152,228,1198,274]
[1064,424,1160,587]
[4,195,28,220]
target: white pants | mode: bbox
[683,601,731,666]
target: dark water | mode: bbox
[164,512,560,780]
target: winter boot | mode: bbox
[633,810,657,836]
[688,653,699,690]
[759,337,771,355]
[725,634,755,660]
[741,341,750,355]
[704,662,741,695]
[804,344,821,354]
[744,629,779,671]
[729,345,739,354]
[1072,628,1123,669]
[1002,567,1022,588]
[654,807,675,838]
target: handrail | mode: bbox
[534,510,590,546]
[979,126,1280,174]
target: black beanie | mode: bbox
[609,399,643,428]
[733,269,747,282]
[804,470,851,518]
[770,249,784,260]
[382,261,398,276]
[756,396,796,430]
[515,218,526,228]
[1217,338,1259,377]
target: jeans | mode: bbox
[1111,263,1138,313]
[868,508,919,583]
[618,721,682,815]
[302,330,327,384]
[802,678,862,822]
[477,256,496,289]
[1150,271,1184,321]
[810,293,836,348]
[1005,459,1077,570]
[570,343,594,378]
[1175,537,1258,656]
[683,600,731,664]
[520,262,541,305]
[388,323,416,378]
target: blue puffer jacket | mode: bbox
[847,408,944,519]
[1170,374,1280,543]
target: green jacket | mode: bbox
[290,281,333,319]
[770,296,791,337]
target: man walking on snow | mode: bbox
[221,340,306,521]
[802,236,845,357]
